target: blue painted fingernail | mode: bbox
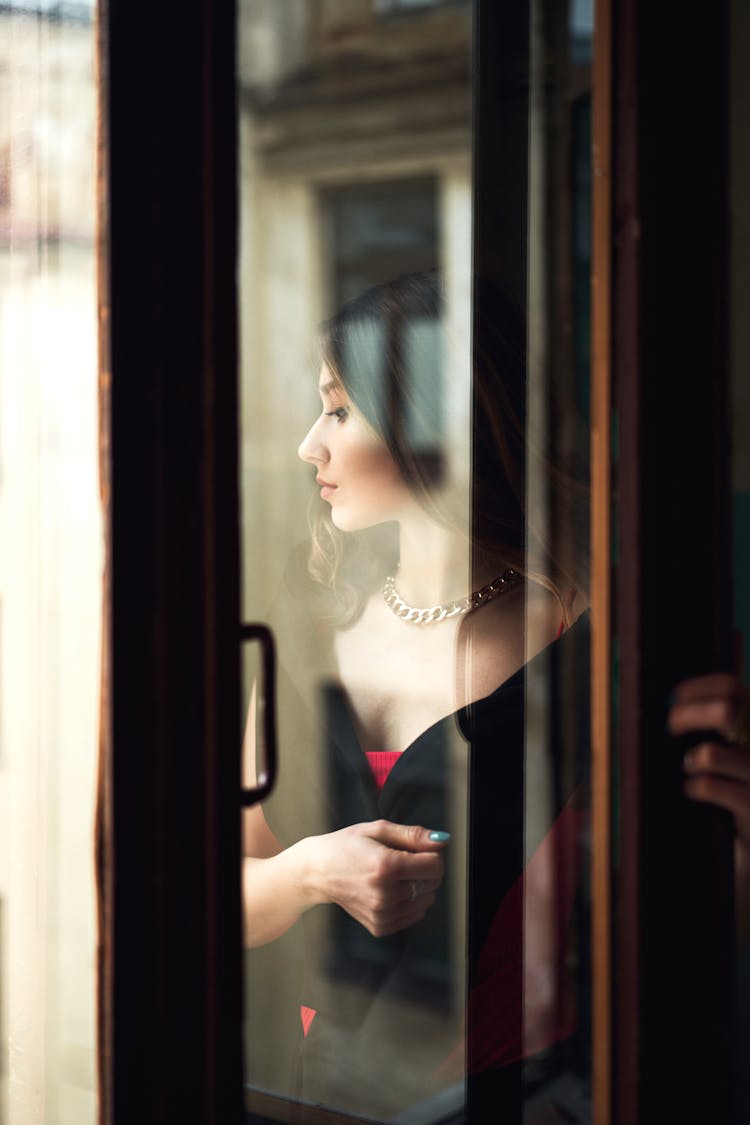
[429,831,451,843]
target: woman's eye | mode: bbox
[325,407,349,422]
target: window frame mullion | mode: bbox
[103,0,242,1120]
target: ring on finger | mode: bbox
[409,880,425,902]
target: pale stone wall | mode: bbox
[238,0,473,623]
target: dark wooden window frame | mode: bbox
[98,0,737,1121]
[99,0,242,1120]
[608,2,735,1122]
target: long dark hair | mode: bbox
[306,270,588,626]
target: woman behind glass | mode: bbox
[242,271,591,1120]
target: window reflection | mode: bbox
[374,0,465,14]
[325,179,438,306]
[239,2,592,1121]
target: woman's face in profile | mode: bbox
[298,364,414,532]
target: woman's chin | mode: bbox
[329,507,366,533]
[329,505,389,534]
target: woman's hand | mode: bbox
[667,674,750,840]
[667,674,750,940]
[243,816,448,947]
[305,819,448,938]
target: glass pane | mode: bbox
[238,2,592,1120]
[0,2,100,1122]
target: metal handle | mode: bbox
[239,623,277,807]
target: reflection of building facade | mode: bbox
[0,6,99,1123]
[238,0,473,617]
[238,3,474,1093]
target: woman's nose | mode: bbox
[297,417,328,464]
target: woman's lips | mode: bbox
[316,477,337,500]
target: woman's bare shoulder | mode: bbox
[458,583,573,703]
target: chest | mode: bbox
[332,595,527,752]
[333,611,458,751]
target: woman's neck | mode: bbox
[394,513,502,607]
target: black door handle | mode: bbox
[239,623,277,806]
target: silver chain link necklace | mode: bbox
[382,567,522,626]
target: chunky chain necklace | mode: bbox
[383,567,522,625]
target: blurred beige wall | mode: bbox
[237,0,474,624]
[0,9,99,1124]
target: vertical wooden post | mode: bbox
[591,0,612,1121]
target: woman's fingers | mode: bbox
[354,821,449,935]
[684,741,750,785]
[358,819,447,891]
[364,819,451,853]
[318,821,449,936]
[667,677,750,844]
[668,697,745,740]
[682,740,750,844]
[670,676,750,941]
[668,674,750,747]
[365,892,438,938]
[671,673,740,702]
[361,845,444,901]
[398,876,442,904]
